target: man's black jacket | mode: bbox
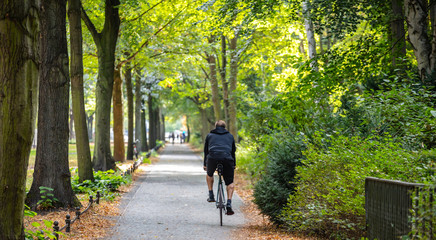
[203,126,236,167]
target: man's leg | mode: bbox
[226,183,234,200]
[206,175,214,191]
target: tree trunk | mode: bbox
[404,0,432,79]
[87,112,94,141]
[68,0,94,183]
[113,68,125,162]
[148,94,157,149]
[69,108,75,141]
[0,1,38,238]
[82,0,120,171]
[391,0,406,66]
[141,105,149,151]
[220,35,230,124]
[430,0,436,71]
[228,35,239,141]
[135,70,142,152]
[160,112,165,141]
[302,0,318,71]
[27,0,80,209]
[186,116,191,143]
[207,37,221,121]
[125,66,134,160]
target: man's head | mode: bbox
[215,120,226,128]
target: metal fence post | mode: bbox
[96,191,100,204]
[53,221,59,240]
[65,214,71,233]
[75,206,81,219]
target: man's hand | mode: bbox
[203,166,207,171]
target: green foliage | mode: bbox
[253,133,305,224]
[24,205,58,240]
[409,175,436,239]
[236,141,265,180]
[71,170,131,201]
[282,133,433,238]
[338,83,436,149]
[37,186,58,209]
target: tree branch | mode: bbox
[125,0,166,22]
[117,9,185,68]
[81,4,100,44]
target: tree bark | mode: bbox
[87,112,94,141]
[0,1,39,238]
[113,68,125,162]
[141,105,149,151]
[228,34,239,141]
[148,94,157,149]
[404,0,432,79]
[27,0,80,209]
[207,37,222,121]
[69,108,75,141]
[125,66,134,160]
[220,35,230,124]
[135,70,142,152]
[82,0,120,171]
[302,0,318,71]
[391,0,406,66]
[430,0,436,70]
[68,0,94,183]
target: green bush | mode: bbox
[71,169,131,201]
[253,133,305,224]
[281,133,431,239]
[236,141,266,181]
[410,175,436,239]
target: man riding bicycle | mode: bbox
[203,120,236,215]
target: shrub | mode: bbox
[71,169,131,200]
[281,133,429,239]
[410,176,436,239]
[236,141,266,181]
[253,133,305,224]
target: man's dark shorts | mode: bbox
[206,158,235,185]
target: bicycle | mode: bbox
[215,163,226,226]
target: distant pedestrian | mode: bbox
[171,132,175,144]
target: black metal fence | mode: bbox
[49,192,100,240]
[365,177,434,240]
[43,144,163,239]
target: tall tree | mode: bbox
[141,102,149,151]
[113,68,125,162]
[0,1,39,238]
[207,36,222,121]
[404,0,433,79]
[68,0,94,182]
[82,0,121,171]
[228,32,239,140]
[125,66,135,160]
[148,93,158,149]
[27,0,80,208]
[391,0,406,66]
[302,0,318,71]
[135,69,144,152]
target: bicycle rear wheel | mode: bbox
[217,182,224,226]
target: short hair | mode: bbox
[215,120,226,128]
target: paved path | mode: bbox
[110,143,245,240]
